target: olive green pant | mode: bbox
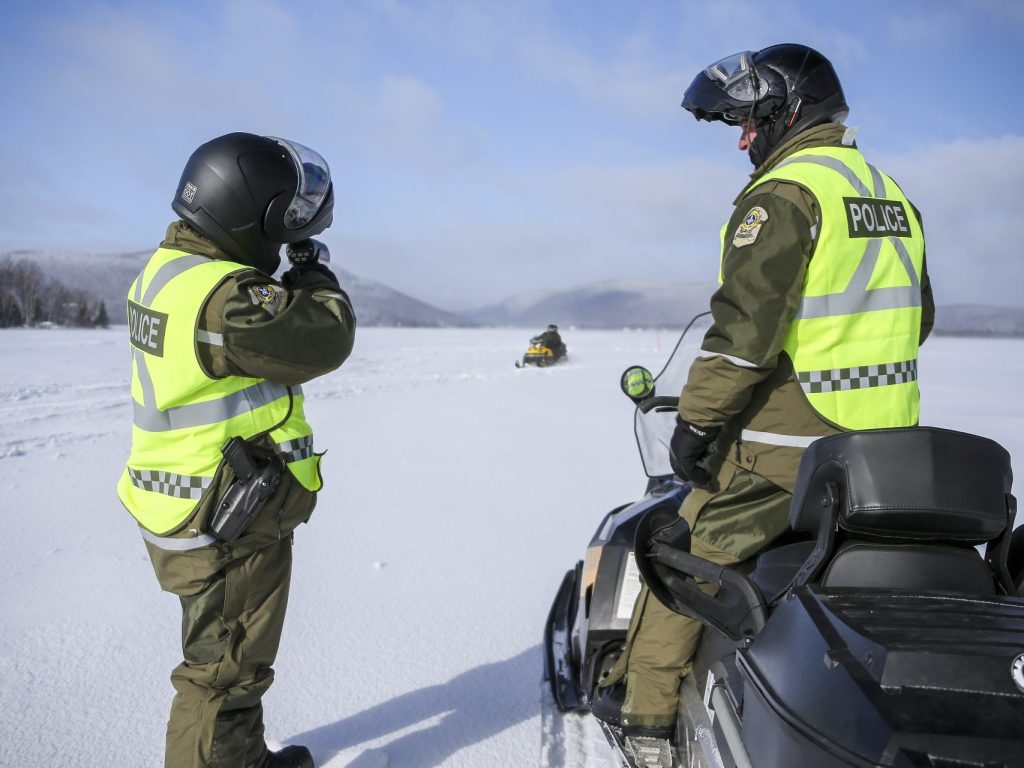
[163,537,293,768]
[145,474,315,768]
[602,460,791,726]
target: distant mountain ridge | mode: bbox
[2,250,1021,335]
[465,278,718,329]
[932,304,1024,337]
[0,249,468,328]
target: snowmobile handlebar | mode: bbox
[636,396,680,414]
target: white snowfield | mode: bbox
[0,327,1020,768]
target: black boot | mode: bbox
[266,745,314,768]
[590,680,626,726]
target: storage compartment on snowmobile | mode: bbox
[732,427,1024,767]
[737,587,1024,767]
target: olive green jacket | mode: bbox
[146,223,357,595]
[680,124,935,492]
[160,221,356,384]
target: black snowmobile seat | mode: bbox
[819,541,997,593]
[787,427,1015,594]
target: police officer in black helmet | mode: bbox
[120,132,356,768]
[594,45,934,759]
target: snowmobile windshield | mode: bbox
[268,137,332,229]
[633,312,713,478]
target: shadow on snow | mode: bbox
[289,646,541,767]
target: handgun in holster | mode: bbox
[210,436,283,542]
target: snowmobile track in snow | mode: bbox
[539,681,621,768]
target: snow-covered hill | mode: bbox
[0,249,468,328]
[466,279,718,329]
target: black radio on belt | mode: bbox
[210,437,282,542]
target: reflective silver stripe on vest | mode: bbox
[139,526,218,551]
[740,429,819,448]
[775,155,922,320]
[776,153,872,196]
[135,347,157,408]
[277,435,314,463]
[133,379,291,432]
[128,468,213,499]
[143,254,213,305]
[798,358,917,394]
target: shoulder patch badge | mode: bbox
[248,283,285,317]
[733,206,769,248]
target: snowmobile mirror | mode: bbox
[620,366,655,403]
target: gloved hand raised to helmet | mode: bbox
[286,238,330,267]
[669,417,721,489]
[281,238,339,289]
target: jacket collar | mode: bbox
[736,123,854,203]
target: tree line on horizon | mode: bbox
[0,259,110,329]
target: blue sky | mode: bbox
[1,0,1022,309]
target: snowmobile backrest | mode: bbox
[790,427,1012,545]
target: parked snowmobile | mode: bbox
[544,315,1024,768]
[515,328,568,368]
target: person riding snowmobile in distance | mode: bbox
[532,324,566,357]
[117,132,356,768]
[594,43,935,758]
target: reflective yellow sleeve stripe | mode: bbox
[698,348,762,368]
[740,429,820,448]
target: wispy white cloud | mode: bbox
[877,134,1024,305]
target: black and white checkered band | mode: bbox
[798,359,918,394]
[128,468,213,499]
[276,435,314,463]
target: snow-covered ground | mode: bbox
[1,326,1021,768]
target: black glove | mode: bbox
[280,262,339,290]
[286,238,330,267]
[669,417,721,489]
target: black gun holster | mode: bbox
[210,436,283,543]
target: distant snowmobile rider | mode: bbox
[117,132,356,768]
[534,324,564,354]
[594,43,935,749]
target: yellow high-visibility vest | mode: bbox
[117,248,322,535]
[726,145,925,429]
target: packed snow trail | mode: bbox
[1,327,1021,767]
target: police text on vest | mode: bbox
[844,197,912,238]
[128,300,168,356]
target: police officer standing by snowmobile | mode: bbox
[595,44,935,759]
[117,133,356,768]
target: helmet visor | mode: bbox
[704,51,767,108]
[268,137,331,229]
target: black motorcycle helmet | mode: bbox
[171,132,334,273]
[547,324,558,332]
[681,44,848,167]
